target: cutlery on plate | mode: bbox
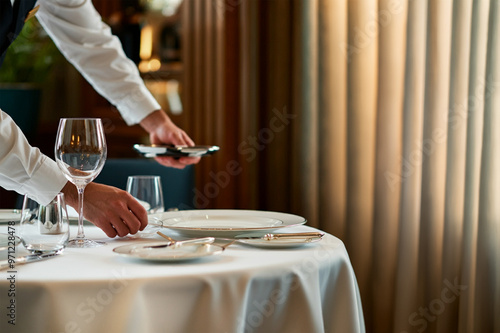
[220,239,237,250]
[144,232,214,249]
[0,250,63,270]
[237,232,325,241]
[156,231,177,243]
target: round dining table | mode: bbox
[0,222,365,333]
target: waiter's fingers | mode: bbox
[127,196,149,231]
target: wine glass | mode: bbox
[54,118,107,248]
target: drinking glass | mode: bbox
[126,176,164,236]
[126,176,165,214]
[54,118,107,247]
[19,193,70,253]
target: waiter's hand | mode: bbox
[140,110,201,169]
[61,182,148,238]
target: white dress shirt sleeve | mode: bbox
[0,111,67,205]
[35,0,161,125]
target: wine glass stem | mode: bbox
[76,185,86,240]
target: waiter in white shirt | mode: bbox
[0,0,200,237]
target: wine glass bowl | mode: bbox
[126,175,165,237]
[126,175,165,214]
[54,118,107,248]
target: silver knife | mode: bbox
[0,250,62,270]
[237,232,325,240]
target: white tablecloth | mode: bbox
[0,224,365,333]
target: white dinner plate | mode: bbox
[113,242,224,262]
[235,235,323,249]
[0,209,21,223]
[155,209,307,238]
[0,233,21,251]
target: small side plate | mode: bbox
[113,242,224,262]
[236,234,323,249]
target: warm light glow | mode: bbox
[140,25,153,60]
[139,59,162,73]
[148,59,161,71]
[70,134,80,146]
[138,60,149,72]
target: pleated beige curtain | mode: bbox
[288,0,500,332]
[183,0,500,332]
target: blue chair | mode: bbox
[94,158,195,210]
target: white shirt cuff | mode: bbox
[115,86,161,125]
[20,156,68,206]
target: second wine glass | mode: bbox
[54,118,107,248]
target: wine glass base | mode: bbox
[67,238,106,248]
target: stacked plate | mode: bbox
[133,144,220,158]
